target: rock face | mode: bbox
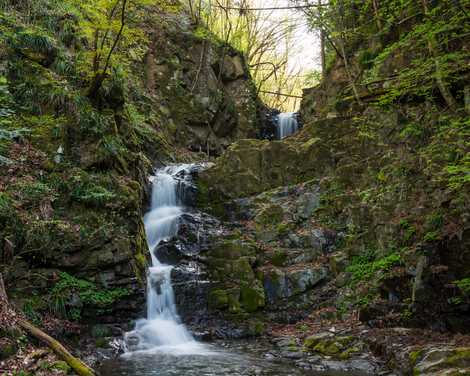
[192,179,338,326]
[197,102,470,332]
[145,13,264,155]
[262,266,328,304]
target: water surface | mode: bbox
[99,342,369,376]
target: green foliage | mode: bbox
[363,2,469,106]
[193,26,215,41]
[11,180,56,208]
[0,75,15,127]
[358,49,378,69]
[69,174,117,207]
[346,251,402,283]
[22,297,44,325]
[425,211,444,231]
[454,278,470,296]
[400,219,416,242]
[10,29,55,55]
[50,272,129,319]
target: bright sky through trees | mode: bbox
[256,0,321,72]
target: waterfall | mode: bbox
[124,164,204,354]
[276,112,298,139]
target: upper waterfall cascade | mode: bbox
[276,112,299,139]
[124,164,205,354]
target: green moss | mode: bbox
[409,350,423,365]
[275,222,291,237]
[346,251,402,283]
[247,320,265,336]
[95,338,108,348]
[270,250,287,267]
[240,283,265,312]
[227,290,241,313]
[314,341,341,355]
[208,289,229,309]
[210,241,256,260]
[445,348,470,367]
[339,346,360,360]
[0,340,17,360]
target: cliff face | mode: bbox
[197,1,470,334]
[144,12,262,155]
[0,2,261,325]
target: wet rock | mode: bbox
[172,261,211,324]
[281,350,304,359]
[155,211,221,264]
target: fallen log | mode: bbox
[0,273,96,376]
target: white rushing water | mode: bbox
[276,112,299,139]
[124,164,206,355]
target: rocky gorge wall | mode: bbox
[0,2,263,331]
[194,4,470,333]
[182,3,470,373]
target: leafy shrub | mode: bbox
[455,278,470,296]
[50,272,129,319]
[66,172,117,207]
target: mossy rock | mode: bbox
[313,341,342,355]
[254,204,284,226]
[210,240,257,260]
[231,257,256,281]
[409,349,424,365]
[227,289,241,313]
[304,333,356,357]
[413,347,470,375]
[247,319,265,336]
[240,282,265,312]
[445,348,470,368]
[270,250,288,267]
[208,289,229,309]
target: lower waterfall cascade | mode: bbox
[276,112,299,139]
[124,164,205,354]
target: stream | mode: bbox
[99,340,370,376]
